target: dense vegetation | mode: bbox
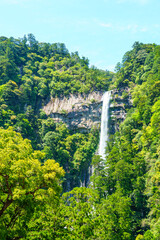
[104,41,160,239]
[1,35,160,239]
[0,34,112,193]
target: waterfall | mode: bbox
[99,91,111,159]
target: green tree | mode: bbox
[0,127,64,239]
[62,187,99,240]
[94,191,132,240]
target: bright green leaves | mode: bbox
[62,187,99,240]
[95,191,132,240]
[110,42,160,239]
[40,119,99,191]
[61,187,132,240]
[0,127,64,239]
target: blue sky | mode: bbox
[0,0,160,71]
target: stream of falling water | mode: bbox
[99,91,111,159]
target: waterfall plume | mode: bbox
[99,91,111,159]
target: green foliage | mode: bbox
[41,122,99,190]
[0,127,64,239]
[2,35,160,239]
[94,191,132,240]
[0,34,111,192]
[62,187,98,240]
[106,41,160,239]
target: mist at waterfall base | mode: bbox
[99,91,111,160]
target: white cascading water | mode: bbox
[99,91,111,159]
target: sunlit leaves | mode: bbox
[0,127,64,238]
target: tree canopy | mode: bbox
[0,127,64,239]
[1,35,160,239]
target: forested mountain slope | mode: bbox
[0,35,160,239]
[0,34,113,192]
[104,41,160,239]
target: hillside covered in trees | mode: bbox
[0,34,113,192]
[0,35,160,239]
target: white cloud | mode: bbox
[124,24,139,33]
[100,23,112,28]
[4,0,27,3]
[100,22,142,33]
[117,0,149,4]
[99,20,160,34]
[140,27,148,32]
[2,0,41,4]
[154,24,160,28]
[99,20,156,34]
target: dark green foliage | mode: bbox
[0,33,103,193]
[104,41,160,239]
[40,122,99,191]
[1,35,160,239]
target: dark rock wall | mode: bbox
[109,88,133,134]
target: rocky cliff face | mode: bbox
[42,89,132,190]
[43,92,104,132]
[109,87,133,134]
[43,88,132,134]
